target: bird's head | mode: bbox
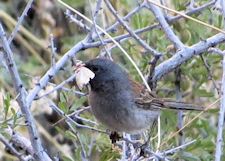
[85,58,130,92]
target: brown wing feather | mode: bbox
[130,79,204,111]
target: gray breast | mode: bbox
[89,89,159,133]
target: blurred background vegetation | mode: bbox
[0,0,225,160]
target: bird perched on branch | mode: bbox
[84,58,203,134]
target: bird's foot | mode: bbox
[132,141,150,157]
[139,143,150,157]
[109,131,121,143]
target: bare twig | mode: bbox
[50,34,57,67]
[153,33,225,82]
[48,82,86,96]
[65,10,90,32]
[145,2,185,50]
[208,47,225,56]
[175,68,184,145]
[86,0,215,49]
[147,56,160,90]
[215,1,225,159]
[148,140,196,160]
[0,134,27,161]
[92,1,146,39]
[200,55,220,95]
[49,101,107,134]
[215,54,225,161]
[147,0,225,34]
[37,74,77,99]
[8,0,34,44]
[104,0,162,57]
[89,0,112,58]
[0,23,52,161]
[26,40,85,107]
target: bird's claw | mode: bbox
[109,131,121,143]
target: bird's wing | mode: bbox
[130,79,204,111]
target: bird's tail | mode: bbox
[135,96,204,111]
[162,99,204,111]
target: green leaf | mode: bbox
[194,89,214,97]
[65,130,77,140]
[3,94,10,120]
[180,151,201,161]
[58,101,68,114]
[60,92,68,103]
[61,155,74,161]
[70,97,87,111]
[11,108,17,128]
[218,15,223,28]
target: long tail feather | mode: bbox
[162,99,204,111]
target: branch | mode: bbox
[215,1,225,159]
[0,134,27,161]
[148,140,196,160]
[65,10,90,32]
[26,41,85,107]
[86,0,215,49]
[49,100,107,134]
[152,33,225,83]
[89,0,112,58]
[0,23,52,161]
[175,68,184,145]
[36,74,81,100]
[104,0,162,57]
[146,1,185,50]
[215,52,225,160]
[200,54,220,95]
[50,34,57,67]
[8,0,34,44]
[92,1,146,39]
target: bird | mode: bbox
[84,58,203,134]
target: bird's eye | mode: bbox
[92,66,99,72]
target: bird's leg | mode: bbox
[139,119,157,157]
[109,131,122,143]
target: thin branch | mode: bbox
[26,40,85,107]
[65,9,90,32]
[48,82,85,96]
[89,0,112,58]
[8,0,34,44]
[152,33,225,82]
[147,0,225,34]
[50,34,57,67]
[145,1,185,50]
[208,47,225,56]
[36,74,78,100]
[104,0,162,57]
[148,140,196,160]
[0,134,27,161]
[200,55,220,95]
[215,1,225,159]
[92,1,146,39]
[88,0,103,39]
[215,53,225,161]
[85,0,215,49]
[0,23,52,161]
[175,68,184,145]
[49,101,107,134]
[10,131,34,157]
[163,139,196,155]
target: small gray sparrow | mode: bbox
[85,58,203,133]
